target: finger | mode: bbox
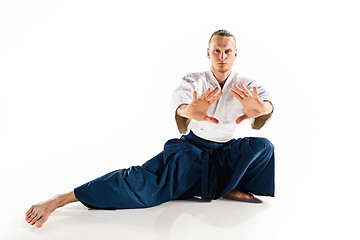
[229,89,243,101]
[209,91,223,104]
[193,91,198,101]
[232,84,247,98]
[204,87,220,101]
[236,114,248,124]
[200,88,212,100]
[240,84,252,96]
[205,116,219,124]
[253,87,259,98]
[232,84,242,93]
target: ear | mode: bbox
[207,48,210,59]
[235,48,238,58]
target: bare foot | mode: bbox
[25,191,78,228]
[25,197,59,228]
[224,189,254,200]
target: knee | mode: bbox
[249,137,274,153]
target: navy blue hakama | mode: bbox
[74,131,275,209]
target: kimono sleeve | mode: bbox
[170,75,197,116]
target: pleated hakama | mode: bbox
[74,131,275,209]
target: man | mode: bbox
[25,30,274,228]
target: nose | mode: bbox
[219,51,226,60]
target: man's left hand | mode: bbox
[229,84,273,124]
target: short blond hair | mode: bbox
[208,29,236,47]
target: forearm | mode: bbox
[176,104,188,118]
[252,101,274,130]
[175,104,191,134]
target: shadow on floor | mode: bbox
[14,197,271,240]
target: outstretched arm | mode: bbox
[230,84,273,129]
[175,87,223,134]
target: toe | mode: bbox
[26,214,34,223]
[35,219,44,228]
[29,214,41,226]
[239,192,254,199]
[26,207,34,217]
[246,193,254,199]
[27,212,38,224]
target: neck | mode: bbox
[211,68,232,88]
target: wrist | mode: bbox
[176,104,188,118]
[262,101,273,115]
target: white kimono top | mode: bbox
[171,70,271,142]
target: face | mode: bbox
[207,36,237,74]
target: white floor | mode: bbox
[4,189,360,240]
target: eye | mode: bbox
[225,50,231,53]
[215,49,220,53]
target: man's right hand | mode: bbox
[176,87,223,124]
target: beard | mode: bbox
[216,67,230,73]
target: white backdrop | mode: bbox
[1,0,359,239]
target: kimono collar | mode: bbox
[207,69,235,89]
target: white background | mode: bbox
[1,0,359,239]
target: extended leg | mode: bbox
[25,191,78,228]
